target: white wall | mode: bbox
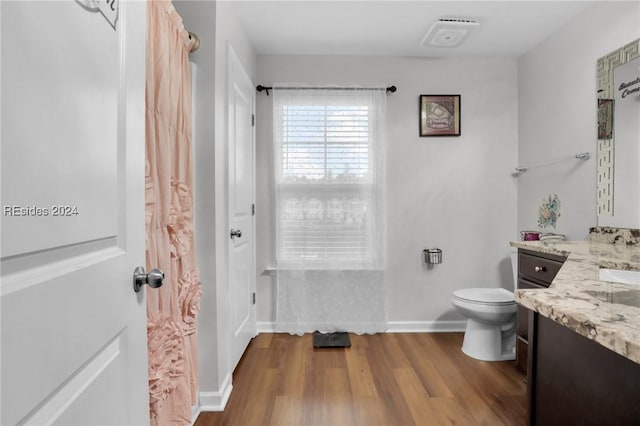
[174,0,256,410]
[255,56,518,328]
[517,1,640,238]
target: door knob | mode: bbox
[133,266,165,293]
[230,229,242,239]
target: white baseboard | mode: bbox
[385,320,466,333]
[256,320,466,334]
[257,321,277,333]
[199,373,233,412]
[190,404,201,425]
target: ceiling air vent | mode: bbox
[420,18,480,48]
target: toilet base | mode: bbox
[461,318,515,361]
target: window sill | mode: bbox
[261,266,384,276]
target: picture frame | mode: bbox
[597,98,614,140]
[419,95,461,137]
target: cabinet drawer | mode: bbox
[518,277,546,291]
[519,252,564,285]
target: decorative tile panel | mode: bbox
[597,139,614,216]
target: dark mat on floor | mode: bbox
[313,331,351,348]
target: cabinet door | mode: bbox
[517,278,545,339]
[531,315,640,425]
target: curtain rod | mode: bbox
[512,152,590,177]
[188,32,200,53]
[256,85,397,96]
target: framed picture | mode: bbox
[597,99,614,140]
[419,95,461,137]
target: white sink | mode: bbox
[598,268,640,286]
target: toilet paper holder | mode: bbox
[424,248,442,264]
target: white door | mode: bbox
[1,1,149,425]
[227,47,257,372]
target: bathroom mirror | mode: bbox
[596,38,640,228]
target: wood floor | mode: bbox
[195,333,526,426]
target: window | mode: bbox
[282,105,370,182]
[273,89,386,268]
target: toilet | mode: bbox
[451,249,518,361]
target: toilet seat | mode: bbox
[452,288,515,305]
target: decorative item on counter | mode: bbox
[539,232,566,242]
[520,230,541,241]
[538,193,561,229]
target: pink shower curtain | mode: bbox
[145,1,201,424]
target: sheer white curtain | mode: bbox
[272,86,387,335]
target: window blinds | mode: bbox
[282,105,370,182]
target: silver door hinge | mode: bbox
[252,114,255,127]
[252,204,255,216]
[252,292,256,305]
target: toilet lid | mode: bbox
[453,288,515,305]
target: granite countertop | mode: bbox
[511,240,640,364]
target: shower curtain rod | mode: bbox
[256,85,397,95]
[188,32,200,53]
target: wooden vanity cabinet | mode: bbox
[515,249,567,375]
[528,314,640,425]
[518,246,640,424]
